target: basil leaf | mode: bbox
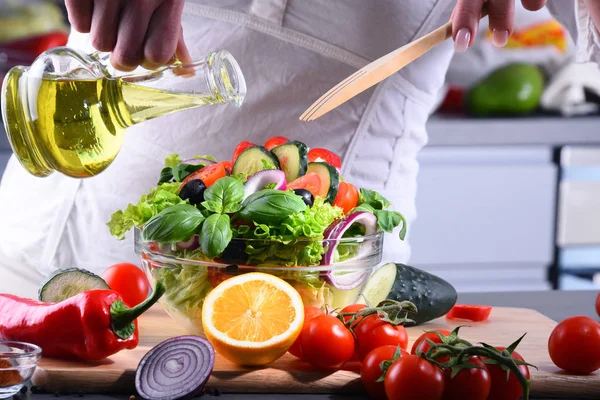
[200,214,233,259]
[142,204,205,242]
[171,163,204,182]
[158,167,173,184]
[374,210,407,240]
[352,203,375,213]
[203,177,245,214]
[359,188,391,210]
[240,189,307,224]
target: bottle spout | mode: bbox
[118,50,247,109]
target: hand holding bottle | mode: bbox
[64,0,192,71]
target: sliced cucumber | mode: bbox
[307,162,339,203]
[271,140,308,182]
[232,146,280,177]
[359,262,397,306]
[39,268,109,302]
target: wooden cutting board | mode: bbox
[32,306,600,398]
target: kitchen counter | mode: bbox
[426,115,600,147]
[21,290,598,400]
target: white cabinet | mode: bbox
[409,146,557,292]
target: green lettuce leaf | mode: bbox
[164,154,182,168]
[107,182,186,240]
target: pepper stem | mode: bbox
[110,281,166,340]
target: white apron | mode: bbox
[0,0,597,297]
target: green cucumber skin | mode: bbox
[307,162,339,203]
[387,263,457,325]
[271,141,308,182]
[38,267,109,302]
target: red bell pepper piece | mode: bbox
[0,282,165,360]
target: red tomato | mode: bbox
[384,355,445,400]
[339,303,366,323]
[102,263,150,307]
[181,163,227,188]
[220,160,233,174]
[596,293,600,317]
[354,315,408,361]
[484,348,530,400]
[333,182,359,214]
[232,141,256,162]
[301,314,355,369]
[361,345,408,400]
[411,329,451,355]
[287,173,321,198]
[308,148,342,169]
[264,136,289,150]
[548,316,600,374]
[442,357,491,400]
[446,304,492,322]
[288,306,324,360]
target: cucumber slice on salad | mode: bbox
[232,146,280,177]
[39,268,109,302]
[307,162,339,203]
[358,262,397,307]
[271,140,308,182]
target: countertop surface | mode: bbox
[17,290,599,400]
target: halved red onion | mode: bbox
[180,158,215,166]
[243,169,287,199]
[321,212,378,289]
[135,336,215,400]
[176,235,199,250]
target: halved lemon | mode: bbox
[201,272,304,366]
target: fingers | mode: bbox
[521,0,547,11]
[176,27,193,65]
[65,0,94,33]
[89,0,120,51]
[488,0,515,47]
[452,0,485,53]
[111,0,160,71]
[143,0,186,69]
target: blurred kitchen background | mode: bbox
[1,1,600,293]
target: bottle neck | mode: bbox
[94,51,247,125]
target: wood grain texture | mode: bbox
[32,306,600,397]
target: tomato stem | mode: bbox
[337,299,417,330]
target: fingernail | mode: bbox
[454,28,471,53]
[492,29,509,47]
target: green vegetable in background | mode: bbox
[467,63,545,116]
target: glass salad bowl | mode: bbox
[134,228,383,337]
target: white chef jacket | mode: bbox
[0,0,598,298]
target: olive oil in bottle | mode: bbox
[1,49,246,178]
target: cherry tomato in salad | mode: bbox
[361,345,408,400]
[264,136,289,150]
[102,263,150,307]
[548,316,600,374]
[446,305,492,322]
[287,173,321,199]
[384,354,445,400]
[411,329,451,355]
[181,162,228,188]
[308,148,342,169]
[442,356,491,400]
[300,314,354,369]
[288,306,324,360]
[484,348,530,400]
[232,141,256,162]
[220,160,233,174]
[333,181,359,214]
[354,315,408,361]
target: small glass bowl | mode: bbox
[0,341,41,399]
[134,228,383,337]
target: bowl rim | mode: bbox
[0,341,42,360]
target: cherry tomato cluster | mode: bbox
[288,301,533,400]
[232,137,359,214]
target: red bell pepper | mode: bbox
[0,282,165,360]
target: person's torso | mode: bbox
[0,0,455,276]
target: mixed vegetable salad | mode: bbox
[107,137,407,311]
